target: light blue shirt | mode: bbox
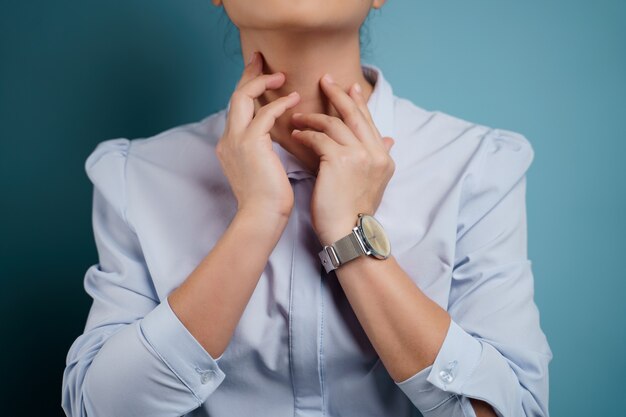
[62,64,552,417]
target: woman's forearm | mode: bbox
[334,254,497,417]
[334,254,451,382]
[168,208,289,358]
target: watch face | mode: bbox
[358,215,391,259]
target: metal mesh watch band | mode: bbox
[319,229,366,273]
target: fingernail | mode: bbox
[292,112,302,117]
[292,129,301,134]
[323,73,334,84]
[288,91,299,98]
[353,82,362,94]
[248,51,257,65]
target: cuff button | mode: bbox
[196,368,216,385]
[439,369,454,384]
[200,371,214,385]
[438,360,457,384]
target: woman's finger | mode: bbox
[235,51,262,90]
[319,74,382,151]
[225,52,261,133]
[348,83,389,153]
[291,113,359,146]
[246,92,301,137]
[291,129,341,158]
[227,72,287,133]
[348,82,383,141]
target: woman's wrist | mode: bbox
[235,206,291,234]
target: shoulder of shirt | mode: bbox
[391,94,535,175]
[83,109,227,228]
[84,108,227,175]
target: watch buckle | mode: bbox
[325,246,340,268]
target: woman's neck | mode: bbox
[239,28,374,170]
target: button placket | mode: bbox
[289,178,325,415]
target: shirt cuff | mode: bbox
[139,296,226,404]
[394,319,482,414]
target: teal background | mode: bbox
[1,1,624,416]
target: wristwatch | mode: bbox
[318,213,391,273]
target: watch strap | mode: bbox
[319,229,366,273]
[335,231,365,263]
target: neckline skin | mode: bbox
[269,63,396,179]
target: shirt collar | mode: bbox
[226,63,395,180]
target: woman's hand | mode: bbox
[216,51,301,218]
[290,73,395,246]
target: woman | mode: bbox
[62,1,552,416]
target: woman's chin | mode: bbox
[226,0,367,33]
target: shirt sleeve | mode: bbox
[61,138,226,417]
[394,128,553,417]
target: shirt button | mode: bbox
[439,369,454,384]
[200,371,214,385]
